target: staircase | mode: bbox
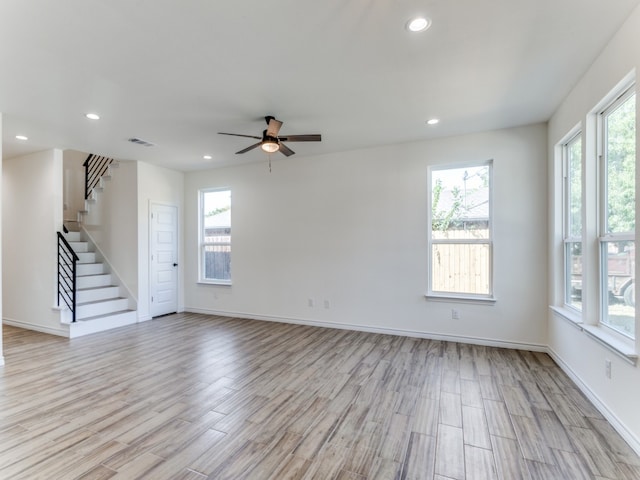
[60,230,137,337]
[77,154,115,224]
[56,154,139,337]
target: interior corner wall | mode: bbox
[547,4,640,452]
[82,160,138,307]
[184,123,548,349]
[63,150,87,223]
[137,161,184,321]
[2,149,66,336]
[0,113,4,364]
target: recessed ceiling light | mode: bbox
[406,17,431,32]
[85,113,100,120]
[203,155,213,160]
[15,135,28,141]
[427,118,440,125]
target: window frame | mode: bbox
[198,187,232,285]
[597,85,636,338]
[562,130,583,312]
[427,159,495,302]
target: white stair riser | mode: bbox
[77,286,120,304]
[76,252,96,264]
[69,241,89,253]
[77,263,105,276]
[77,298,129,319]
[76,274,112,289]
[64,232,81,242]
[68,310,137,338]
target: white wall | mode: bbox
[548,4,640,452]
[0,113,4,363]
[2,149,66,336]
[185,123,548,349]
[63,150,87,224]
[137,161,184,321]
[82,160,138,305]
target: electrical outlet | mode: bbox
[308,298,314,307]
[605,359,612,379]
[451,309,460,320]
[324,300,330,309]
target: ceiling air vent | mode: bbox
[128,137,155,147]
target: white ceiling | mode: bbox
[1,0,638,171]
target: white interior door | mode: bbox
[150,203,178,317]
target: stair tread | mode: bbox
[77,286,118,292]
[78,297,127,306]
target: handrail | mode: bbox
[57,231,79,323]
[84,154,114,200]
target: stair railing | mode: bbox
[57,232,79,323]
[84,154,114,200]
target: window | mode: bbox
[428,161,493,299]
[199,188,231,284]
[563,132,582,311]
[599,88,635,337]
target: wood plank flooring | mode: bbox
[0,312,638,479]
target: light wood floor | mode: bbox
[1,313,639,479]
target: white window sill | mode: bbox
[550,306,637,365]
[549,305,582,327]
[581,325,637,364]
[425,294,497,305]
[198,280,232,286]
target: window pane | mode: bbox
[605,93,635,234]
[204,245,231,281]
[203,190,231,227]
[431,243,491,295]
[432,166,490,240]
[565,242,582,310]
[601,240,635,337]
[567,135,582,237]
[202,189,231,281]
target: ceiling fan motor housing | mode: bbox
[262,130,279,144]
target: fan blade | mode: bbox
[236,142,262,154]
[278,134,321,142]
[279,142,295,157]
[218,132,262,140]
[266,118,283,138]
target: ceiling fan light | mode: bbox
[261,141,279,153]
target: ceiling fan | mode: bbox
[218,116,321,157]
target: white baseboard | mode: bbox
[184,307,547,352]
[547,346,640,456]
[3,318,69,338]
[137,314,153,323]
